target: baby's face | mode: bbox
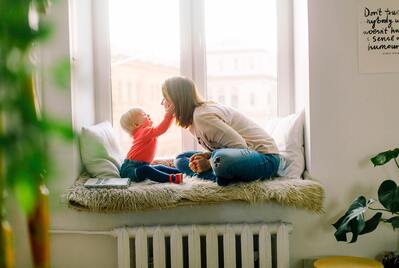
[134,109,152,128]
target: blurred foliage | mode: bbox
[333,148,399,243]
[51,58,71,89]
[0,0,74,216]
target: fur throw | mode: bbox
[66,173,324,213]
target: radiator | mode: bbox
[114,222,292,268]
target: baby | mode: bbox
[119,107,183,184]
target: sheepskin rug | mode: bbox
[66,173,324,213]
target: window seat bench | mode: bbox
[73,111,321,214]
[65,171,324,214]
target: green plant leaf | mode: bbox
[40,116,75,140]
[333,196,369,243]
[35,0,51,14]
[387,216,399,229]
[14,177,38,215]
[51,58,71,89]
[378,180,399,212]
[359,212,382,235]
[371,148,399,166]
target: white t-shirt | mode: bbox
[189,102,279,154]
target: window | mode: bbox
[205,0,279,127]
[250,93,256,106]
[108,0,182,157]
[231,94,239,108]
[93,0,294,157]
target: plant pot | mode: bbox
[28,184,50,268]
[380,251,399,268]
[1,220,14,268]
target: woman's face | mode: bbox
[162,88,172,103]
[161,97,171,107]
[162,88,174,111]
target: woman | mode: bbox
[162,76,281,186]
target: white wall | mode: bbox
[305,0,399,261]
[11,0,399,267]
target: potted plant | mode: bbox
[333,148,399,243]
[1,1,73,267]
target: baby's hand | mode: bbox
[163,101,175,115]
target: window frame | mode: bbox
[91,0,294,152]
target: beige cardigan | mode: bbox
[189,102,279,154]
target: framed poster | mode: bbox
[359,0,399,73]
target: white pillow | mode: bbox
[265,110,305,178]
[79,121,124,178]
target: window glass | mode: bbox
[204,0,278,127]
[109,0,181,158]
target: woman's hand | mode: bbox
[189,152,212,173]
[189,152,211,161]
[189,158,212,173]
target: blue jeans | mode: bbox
[120,159,180,183]
[174,149,280,186]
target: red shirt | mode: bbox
[126,113,174,163]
